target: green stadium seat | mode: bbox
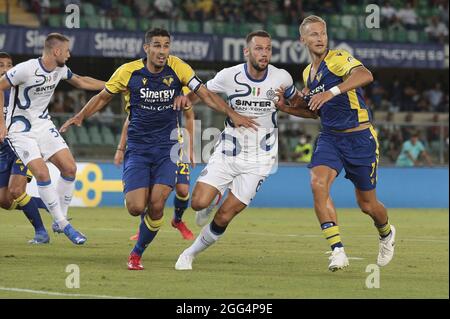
[140,19,152,32]
[126,18,138,31]
[202,21,214,34]
[82,3,97,17]
[288,25,299,39]
[274,24,288,37]
[359,28,371,41]
[187,21,201,33]
[48,14,62,28]
[120,5,133,18]
[0,12,7,25]
[341,15,357,29]
[370,29,384,41]
[407,30,419,43]
[86,18,100,29]
[151,19,170,30]
[329,15,341,28]
[76,127,91,146]
[63,129,78,146]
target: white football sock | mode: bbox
[38,181,69,229]
[184,223,223,256]
[57,175,75,218]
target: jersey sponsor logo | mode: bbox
[234,99,272,108]
[35,83,56,92]
[139,88,175,101]
[309,84,325,96]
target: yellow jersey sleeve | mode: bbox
[167,55,202,92]
[302,65,312,88]
[182,86,191,96]
[326,50,363,77]
[105,59,142,94]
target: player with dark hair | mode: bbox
[61,28,257,270]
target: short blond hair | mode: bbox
[299,15,327,36]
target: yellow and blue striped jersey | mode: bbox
[105,55,201,150]
[303,49,372,131]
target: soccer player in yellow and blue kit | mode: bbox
[283,16,396,271]
[61,28,257,270]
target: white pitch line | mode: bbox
[0,287,138,299]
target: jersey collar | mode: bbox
[244,63,268,83]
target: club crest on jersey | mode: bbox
[316,72,322,82]
[266,89,276,100]
[252,87,260,97]
[163,76,174,87]
[142,77,148,86]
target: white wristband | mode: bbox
[329,86,341,96]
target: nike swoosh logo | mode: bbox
[235,89,244,92]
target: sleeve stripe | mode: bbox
[4,73,13,86]
[67,68,73,80]
[284,85,297,99]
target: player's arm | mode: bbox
[194,85,258,130]
[66,74,105,91]
[183,107,195,167]
[275,87,318,119]
[60,89,114,133]
[418,149,433,166]
[309,66,373,112]
[0,76,12,142]
[114,116,129,167]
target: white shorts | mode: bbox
[7,120,68,166]
[197,158,271,206]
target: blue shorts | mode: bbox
[0,143,31,188]
[308,127,379,191]
[176,162,190,185]
[122,147,178,194]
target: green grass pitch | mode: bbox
[0,207,448,299]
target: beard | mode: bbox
[56,60,66,67]
[251,60,268,72]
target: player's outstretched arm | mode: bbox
[66,74,105,91]
[0,76,12,142]
[194,85,258,130]
[114,116,129,167]
[309,66,373,111]
[60,89,113,133]
[275,88,318,119]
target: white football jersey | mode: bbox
[5,58,72,133]
[206,63,297,165]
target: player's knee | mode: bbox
[191,196,208,211]
[9,186,26,200]
[150,201,165,216]
[176,189,189,199]
[310,176,328,194]
[357,199,373,215]
[33,170,51,182]
[60,164,77,179]
[126,202,146,217]
[214,210,232,227]
[0,198,12,210]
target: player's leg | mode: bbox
[192,162,230,226]
[48,148,77,219]
[128,152,175,270]
[172,181,194,240]
[344,127,395,267]
[176,172,261,270]
[9,172,49,244]
[309,132,348,271]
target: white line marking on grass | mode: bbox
[0,287,138,299]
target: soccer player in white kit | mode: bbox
[175,31,317,270]
[0,33,105,245]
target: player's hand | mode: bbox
[229,111,259,131]
[274,87,287,111]
[114,149,124,167]
[308,90,333,111]
[0,124,7,143]
[60,114,84,133]
[189,150,196,169]
[173,95,192,111]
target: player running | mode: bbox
[174,30,317,270]
[60,28,257,270]
[114,103,195,241]
[0,33,105,245]
[287,16,395,271]
[0,52,50,244]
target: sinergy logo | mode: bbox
[94,33,143,58]
[26,31,75,53]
